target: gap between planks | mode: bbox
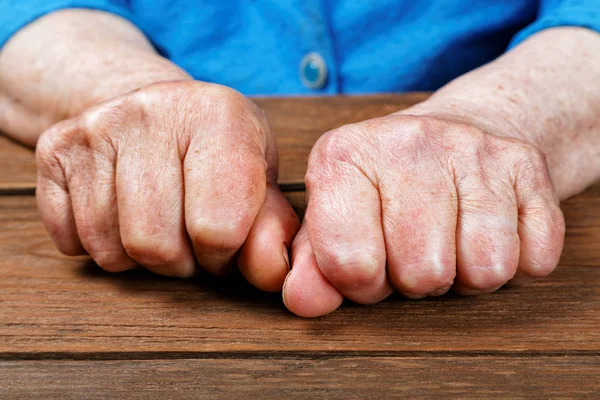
[1,350,600,362]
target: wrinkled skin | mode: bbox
[283,114,565,317]
[36,81,300,292]
[37,81,566,317]
[36,81,565,318]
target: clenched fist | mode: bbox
[36,81,299,291]
[283,114,565,317]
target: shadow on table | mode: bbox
[74,260,595,337]
[77,259,285,309]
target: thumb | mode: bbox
[238,183,300,292]
[282,224,344,317]
[237,114,302,292]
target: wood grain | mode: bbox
[0,94,429,192]
[1,189,599,355]
[561,183,600,267]
[1,356,599,399]
[0,135,36,193]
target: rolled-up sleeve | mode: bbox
[509,0,600,48]
[0,0,134,50]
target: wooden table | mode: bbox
[1,95,599,398]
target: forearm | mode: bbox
[402,27,600,200]
[0,9,190,146]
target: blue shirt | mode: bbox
[1,0,599,95]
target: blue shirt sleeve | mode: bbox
[0,0,134,50]
[509,0,600,48]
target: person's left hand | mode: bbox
[282,113,565,317]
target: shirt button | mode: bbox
[299,52,328,90]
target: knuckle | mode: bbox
[384,114,437,149]
[394,261,456,295]
[122,235,183,267]
[321,249,381,290]
[305,128,355,188]
[201,82,239,98]
[188,216,251,254]
[307,127,358,181]
[463,263,515,290]
[512,141,550,177]
[35,120,76,172]
[92,249,133,273]
[455,127,487,159]
[396,115,430,138]
[81,106,111,133]
[315,127,357,162]
[201,84,250,115]
[520,142,546,164]
[36,128,59,159]
[198,84,267,142]
[80,100,129,142]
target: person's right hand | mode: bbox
[36,81,300,292]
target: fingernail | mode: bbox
[282,242,290,271]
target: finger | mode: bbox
[508,150,565,287]
[69,148,137,273]
[185,97,270,276]
[283,225,343,317]
[453,167,520,295]
[36,131,85,256]
[116,131,195,278]
[238,184,301,292]
[304,135,392,304]
[382,165,457,298]
[37,123,135,272]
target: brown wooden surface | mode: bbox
[1,192,600,355]
[1,95,599,398]
[0,135,36,193]
[2,357,599,399]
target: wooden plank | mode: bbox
[1,356,599,398]
[561,183,600,267]
[0,135,36,193]
[0,94,429,191]
[1,186,599,355]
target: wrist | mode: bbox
[396,97,532,145]
[64,57,192,119]
[395,97,599,201]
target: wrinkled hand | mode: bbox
[36,81,299,291]
[283,114,565,317]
